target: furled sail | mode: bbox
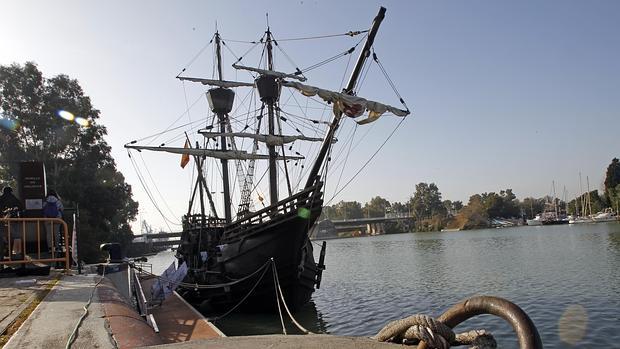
[232,64,306,82]
[125,145,304,160]
[176,76,255,88]
[282,81,409,124]
[198,131,323,146]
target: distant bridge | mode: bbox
[130,214,415,248]
[330,215,414,234]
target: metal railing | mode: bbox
[0,217,70,271]
[132,267,159,333]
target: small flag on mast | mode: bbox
[180,140,190,168]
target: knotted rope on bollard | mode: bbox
[374,314,496,349]
[374,296,543,349]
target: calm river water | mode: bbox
[147,222,620,348]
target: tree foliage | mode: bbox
[520,197,545,219]
[448,194,489,230]
[409,182,445,219]
[604,158,620,205]
[0,62,138,262]
[363,196,391,218]
[320,200,364,220]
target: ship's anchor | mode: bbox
[374,295,543,349]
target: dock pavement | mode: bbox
[1,270,222,349]
[1,270,396,349]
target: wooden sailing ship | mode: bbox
[125,7,409,312]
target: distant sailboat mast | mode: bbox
[587,176,592,217]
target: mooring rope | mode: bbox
[65,264,107,349]
[270,258,314,334]
[374,314,496,349]
[374,295,544,349]
[129,259,272,290]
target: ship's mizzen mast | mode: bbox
[304,6,386,189]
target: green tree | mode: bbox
[448,194,489,230]
[409,182,446,219]
[521,197,545,218]
[329,201,363,220]
[363,196,390,218]
[604,158,620,205]
[451,200,463,212]
[390,201,409,216]
[0,62,138,262]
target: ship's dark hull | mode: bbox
[541,219,569,225]
[177,184,324,313]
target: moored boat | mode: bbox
[125,7,410,312]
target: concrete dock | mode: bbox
[0,269,223,349]
[3,274,114,349]
[137,335,398,349]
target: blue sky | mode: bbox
[1,1,619,230]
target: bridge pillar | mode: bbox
[378,222,384,235]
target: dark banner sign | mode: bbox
[19,162,46,214]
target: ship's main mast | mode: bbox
[214,32,232,223]
[266,29,278,205]
[254,28,287,206]
[205,32,234,223]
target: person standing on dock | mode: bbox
[1,186,24,264]
[0,186,24,216]
[43,190,64,256]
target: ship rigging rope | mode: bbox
[124,95,205,145]
[332,124,357,198]
[137,152,181,221]
[326,116,407,205]
[373,50,410,112]
[182,80,195,144]
[127,151,179,229]
[222,29,368,43]
[175,34,215,77]
[299,35,365,74]
[131,258,272,290]
[270,35,304,81]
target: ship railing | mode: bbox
[132,265,159,333]
[223,183,323,240]
[184,215,228,229]
[0,217,70,271]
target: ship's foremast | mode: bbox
[304,6,387,190]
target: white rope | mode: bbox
[66,264,107,349]
[130,259,271,290]
[272,259,287,335]
[271,259,314,334]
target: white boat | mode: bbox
[526,215,543,226]
[568,216,593,224]
[592,210,618,222]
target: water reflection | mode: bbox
[212,299,328,336]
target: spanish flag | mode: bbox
[180,140,190,168]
